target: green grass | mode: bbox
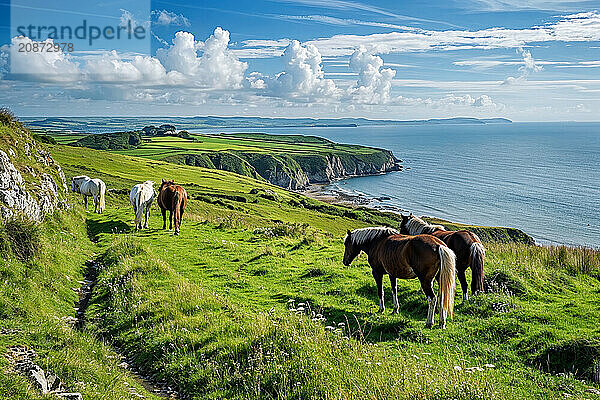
[4,117,599,399]
[50,131,400,190]
[0,207,166,400]
[46,144,600,399]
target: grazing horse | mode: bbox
[130,181,156,230]
[157,180,187,235]
[71,175,106,213]
[401,214,486,301]
[343,227,456,328]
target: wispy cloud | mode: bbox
[455,59,600,68]
[269,0,462,28]
[277,14,423,30]
[303,11,600,56]
[237,12,600,59]
[456,0,598,12]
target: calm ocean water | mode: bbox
[194,123,600,247]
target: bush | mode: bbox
[32,133,57,144]
[0,217,41,261]
[0,108,19,127]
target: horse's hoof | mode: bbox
[391,309,399,315]
[377,308,385,313]
[425,323,433,329]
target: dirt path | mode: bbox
[75,259,181,399]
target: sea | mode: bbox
[192,122,600,247]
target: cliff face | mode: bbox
[0,114,67,222]
[162,149,401,190]
[296,151,401,184]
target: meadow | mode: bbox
[2,127,600,399]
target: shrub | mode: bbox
[32,133,57,144]
[0,217,41,261]
[0,108,17,126]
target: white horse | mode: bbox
[72,175,106,213]
[130,181,156,230]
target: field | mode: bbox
[2,128,600,399]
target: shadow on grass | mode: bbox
[355,282,429,320]
[86,217,131,241]
[316,305,430,344]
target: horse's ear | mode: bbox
[409,212,413,217]
[347,229,352,235]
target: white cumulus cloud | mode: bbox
[268,40,340,100]
[9,36,80,82]
[347,46,396,104]
[157,28,247,89]
[503,47,543,85]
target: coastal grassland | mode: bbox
[47,144,600,399]
[0,207,165,399]
[50,131,401,190]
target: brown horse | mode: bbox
[157,180,187,235]
[400,214,485,301]
[343,227,456,329]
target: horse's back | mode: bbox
[379,234,444,278]
[434,230,480,261]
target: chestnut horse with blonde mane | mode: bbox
[401,214,485,301]
[343,227,456,329]
[157,180,187,235]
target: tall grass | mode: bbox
[86,233,600,399]
[0,217,41,262]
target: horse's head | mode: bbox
[343,229,361,266]
[71,177,80,193]
[159,179,174,192]
[400,214,410,234]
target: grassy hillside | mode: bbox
[38,143,600,399]
[0,113,189,399]
[52,131,401,190]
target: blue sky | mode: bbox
[0,0,599,120]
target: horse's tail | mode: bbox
[134,190,144,228]
[173,190,182,233]
[469,242,486,294]
[438,245,456,324]
[98,180,106,213]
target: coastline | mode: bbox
[301,180,547,247]
[301,182,408,214]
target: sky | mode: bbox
[0,0,599,120]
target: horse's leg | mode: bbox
[389,275,399,314]
[144,205,150,229]
[83,195,88,210]
[372,268,385,313]
[161,208,166,229]
[94,195,98,213]
[457,267,469,302]
[169,210,173,230]
[419,277,437,328]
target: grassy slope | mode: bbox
[45,144,600,399]
[0,206,167,400]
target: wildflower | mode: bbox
[454,366,462,371]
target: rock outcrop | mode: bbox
[0,114,67,222]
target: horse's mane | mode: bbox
[72,175,90,181]
[160,180,175,189]
[405,215,446,235]
[347,227,399,246]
